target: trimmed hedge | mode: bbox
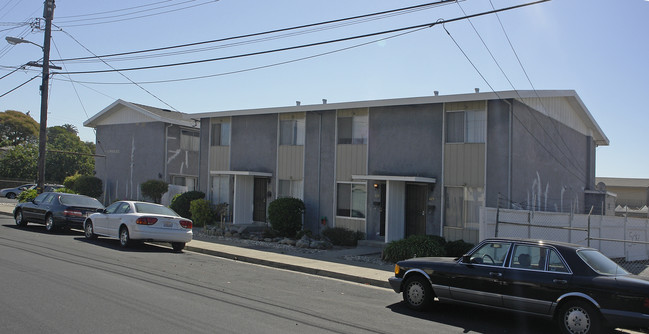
[382,235,475,263]
[322,227,364,246]
[382,235,445,263]
[170,191,205,219]
[75,176,103,198]
[140,180,168,204]
[189,199,213,228]
[267,197,305,238]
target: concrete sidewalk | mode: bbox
[0,202,393,288]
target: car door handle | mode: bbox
[553,279,567,285]
[489,272,502,278]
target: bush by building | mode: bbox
[382,235,446,263]
[321,227,364,246]
[189,199,214,228]
[170,191,205,218]
[267,197,305,238]
[74,176,103,198]
[140,180,168,204]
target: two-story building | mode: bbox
[185,90,608,244]
[84,100,200,204]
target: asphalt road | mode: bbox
[0,217,639,334]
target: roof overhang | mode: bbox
[210,170,273,177]
[352,174,437,184]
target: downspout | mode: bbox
[502,99,513,206]
[165,123,173,183]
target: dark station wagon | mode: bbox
[388,238,649,334]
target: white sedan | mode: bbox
[84,201,193,252]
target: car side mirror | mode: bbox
[97,208,106,213]
[462,255,471,264]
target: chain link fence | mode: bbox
[480,198,649,276]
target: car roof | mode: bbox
[481,237,592,251]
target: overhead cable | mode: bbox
[53,0,550,75]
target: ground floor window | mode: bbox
[172,176,197,191]
[211,175,231,206]
[278,179,303,199]
[337,182,367,218]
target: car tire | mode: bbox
[403,275,433,311]
[171,242,185,252]
[557,300,602,334]
[7,192,16,199]
[119,226,130,248]
[14,210,27,227]
[45,214,56,233]
[84,220,97,240]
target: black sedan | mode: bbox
[14,192,104,232]
[388,238,649,334]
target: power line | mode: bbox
[53,0,549,75]
[56,0,220,28]
[56,0,178,19]
[52,0,457,63]
[57,28,179,112]
[56,0,212,23]
[56,26,430,85]
[0,74,40,98]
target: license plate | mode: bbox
[164,222,173,228]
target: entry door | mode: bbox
[253,178,268,222]
[379,184,386,237]
[405,184,427,236]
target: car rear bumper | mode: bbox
[388,277,403,293]
[129,226,193,243]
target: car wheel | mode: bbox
[119,226,130,248]
[7,192,16,199]
[45,214,56,233]
[14,210,27,227]
[84,221,97,240]
[403,275,433,311]
[171,242,185,252]
[557,300,602,334]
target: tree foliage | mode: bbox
[74,175,103,198]
[45,125,94,183]
[0,143,37,180]
[0,110,38,146]
[140,179,168,204]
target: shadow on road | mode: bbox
[386,301,634,334]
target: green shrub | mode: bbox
[140,179,168,203]
[74,176,103,198]
[444,239,475,257]
[322,227,364,246]
[382,235,445,263]
[63,173,82,190]
[189,199,214,228]
[55,187,76,194]
[267,197,305,238]
[18,189,37,203]
[169,191,205,218]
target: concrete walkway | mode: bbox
[0,202,393,288]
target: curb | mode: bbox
[185,244,391,289]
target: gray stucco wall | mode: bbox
[367,104,444,238]
[95,122,166,203]
[230,114,277,174]
[198,118,211,193]
[508,100,592,213]
[303,110,336,233]
[485,100,512,208]
[165,125,199,179]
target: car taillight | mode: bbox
[644,298,649,309]
[180,220,192,229]
[64,209,83,217]
[136,217,158,225]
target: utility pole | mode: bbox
[36,0,55,193]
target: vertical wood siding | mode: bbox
[278,145,304,179]
[444,143,485,187]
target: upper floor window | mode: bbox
[338,115,368,144]
[211,122,230,146]
[180,130,199,151]
[280,119,305,146]
[446,110,486,143]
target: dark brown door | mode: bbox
[379,184,386,236]
[253,178,267,222]
[406,184,427,236]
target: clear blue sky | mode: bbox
[1,0,647,178]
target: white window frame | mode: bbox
[336,182,367,219]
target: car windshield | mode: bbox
[134,203,178,216]
[60,195,103,209]
[577,249,629,276]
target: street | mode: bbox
[0,216,634,334]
